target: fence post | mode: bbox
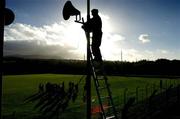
[173,80,176,87]
[165,80,168,90]
[124,88,128,105]
[177,84,180,104]
[160,80,163,99]
[121,93,123,106]
[141,88,144,102]
[136,86,139,103]
[150,84,153,95]
[153,83,156,92]
[160,80,162,89]
[170,79,172,87]
[145,84,149,99]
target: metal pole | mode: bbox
[86,0,91,119]
[0,1,5,119]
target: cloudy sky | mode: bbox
[4,0,180,61]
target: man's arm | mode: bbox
[82,19,93,32]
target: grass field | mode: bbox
[2,74,180,119]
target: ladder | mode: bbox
[90,49,118,119]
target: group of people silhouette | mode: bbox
[38,82,78,102]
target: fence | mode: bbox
[115,79,180,119]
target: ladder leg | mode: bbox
[90,50,118,119]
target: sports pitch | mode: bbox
[2,74,180,119]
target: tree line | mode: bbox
[3,57,180,76]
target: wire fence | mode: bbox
[113,79,180,107]
[113,79,180,119]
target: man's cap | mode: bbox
[91,9,98,14]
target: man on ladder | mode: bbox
[82,9,118,119]
[82,9,103,62]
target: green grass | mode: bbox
[2,74,180,119]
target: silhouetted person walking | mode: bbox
[82,9,103,62]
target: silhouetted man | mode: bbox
[82,9,102,62]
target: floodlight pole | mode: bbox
[86,0,91,119]
[0,0,5,119]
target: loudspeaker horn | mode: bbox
[62,1,81,21]
[5,8,15,26]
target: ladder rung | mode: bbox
[104,105,113,110]
[101,96,110,99]
[97,83,110,90]
[93,62,102,68]
[92,60,101,64]
[97,76,105,80]
[106,115,115,119]
[98,86,107,90]
[95,70,102,74]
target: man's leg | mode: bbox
[91,43,98,61]
[96,47,102,62]
[92,32,102,62]
[92,42,102,62]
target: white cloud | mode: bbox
[4,22,85,59]
[156,49,168,54]
[4,14,126,60]
[138,34,150,43]
[5,15,178,61]
[113,48,180,62]
[152,49,176,59]
[122,49,143,61]
[111,34,125,41]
